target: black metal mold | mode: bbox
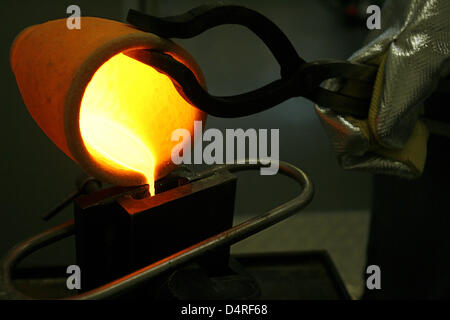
[74,170,237,292]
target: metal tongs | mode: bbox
[126,4,450,133]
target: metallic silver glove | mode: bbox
[315,0,450,178]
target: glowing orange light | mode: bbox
[80,53,201,196]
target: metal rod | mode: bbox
[41,177,102,221]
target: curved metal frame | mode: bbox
[1,161,314,300]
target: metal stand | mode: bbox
[1,161,315,300]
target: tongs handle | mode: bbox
[127,5,379,118]
[127,5,303,79]
[127,5,449,129]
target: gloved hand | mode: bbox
[315,0,450,178]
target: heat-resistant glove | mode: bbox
[315,0,450,178]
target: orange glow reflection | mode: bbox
[79,53,199,196]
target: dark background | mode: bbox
[0,1,371,271]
